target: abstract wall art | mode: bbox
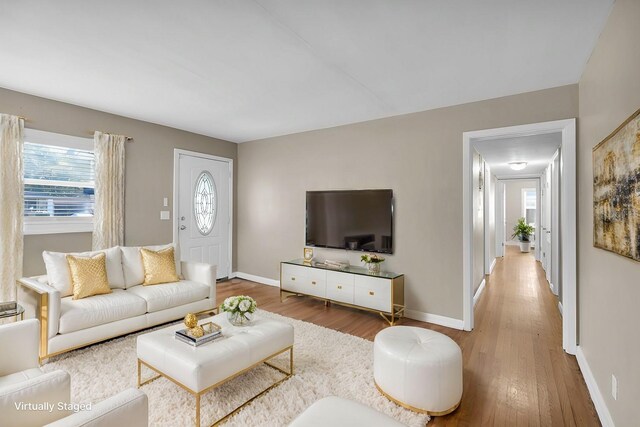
[593,108,640,261]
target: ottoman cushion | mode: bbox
[289,396,407,427]
[137,313,294,392]
[374,326,462,414]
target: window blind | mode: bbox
[23,142,95,217]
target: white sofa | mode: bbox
[18,244,216,361]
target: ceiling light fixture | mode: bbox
[509,162,527,171]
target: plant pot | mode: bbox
[367,263,381,274]
[226,310,253,326]
[519,241,531,253]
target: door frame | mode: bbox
[172,149,234,278]
[462,119,577,354]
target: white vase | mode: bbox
[519,241,531,253]
[367,263,381,274]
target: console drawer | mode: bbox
[354,276,392,312]
[326,271,355,304]
[304,277,326,298]
[281,264,306,292]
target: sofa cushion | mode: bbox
[43,246,125,297]
[121,244,181,288]
[126,280,209,312]
[58,290,147,334]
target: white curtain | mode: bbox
[0,114,24,301]
[92,131,126,250]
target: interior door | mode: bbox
[544,166,552,282]
[178,153,231,279]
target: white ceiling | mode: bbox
[0,0,612,142]
[474,133,562,177]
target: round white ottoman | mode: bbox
[374,326,462,416]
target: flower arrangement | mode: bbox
[361,253,385,274]
[220,295,257,326]
[361,254,385,264]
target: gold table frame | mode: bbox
[138,345,294,427]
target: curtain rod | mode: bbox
[91,131,134,141]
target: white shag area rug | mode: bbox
[43,310,429,426]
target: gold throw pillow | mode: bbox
[141,247,179,285]
[67,253,112,300]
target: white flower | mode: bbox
[239,300,251,312]
[228,299,239,310]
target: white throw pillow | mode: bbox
[121,243,181,288]
[42,246,125,297]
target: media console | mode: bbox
[280,259,405,325]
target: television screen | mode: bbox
[306,189,393,253]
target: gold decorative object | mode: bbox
[66,253,112,300]
[140,247,179,285]
[303,247,313,263]
[189,325,205,338]
[184,313,198,329]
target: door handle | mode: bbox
[180,225,186,230]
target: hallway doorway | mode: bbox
[462,119,576,354]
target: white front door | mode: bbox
[177,152,231,279]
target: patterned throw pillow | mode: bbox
[66,253,113,300]
[140,247,180,285]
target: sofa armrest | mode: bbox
[181,261,216,303]
[0,319,40,375]
[0,370,71,427]
[18,277,61,345]
[44,388,148,427]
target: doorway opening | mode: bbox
[462,119,576,354]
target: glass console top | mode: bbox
[282,259,403,279]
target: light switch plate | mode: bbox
[160,211,170,220]
[163,197,168,207]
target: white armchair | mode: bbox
[0,319,71,427]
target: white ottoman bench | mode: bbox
[374,326,462,416]
[137,312,294,426]
[289,396,407,427]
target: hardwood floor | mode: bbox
[218,247,599,426]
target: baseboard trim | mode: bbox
[405,310,464,330]
[233,272,280,288]
[575,346,615,427]
[473,279,486,307]
[489,258,497,274]
[558,301,563,316]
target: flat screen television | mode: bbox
[306,189,393,254]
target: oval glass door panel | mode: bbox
[194,171,216,235]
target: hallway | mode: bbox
[217,246,599,425]
[466,246,597,426]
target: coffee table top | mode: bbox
[137,312,294,392]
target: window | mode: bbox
[194,171,216,235]
[522,188,536,227]
[23,129,95,235]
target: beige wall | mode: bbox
[578,0,640,424]
[0,87,238,277]
[505,179,537,244]
[238,85,578,319]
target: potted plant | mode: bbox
[361,253,385,274]
[512,217,535,252]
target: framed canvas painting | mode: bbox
[593,108,640,261]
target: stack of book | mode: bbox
[0,301,18,317]
[175,326,223,347]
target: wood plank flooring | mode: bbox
[218,247,599,426]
